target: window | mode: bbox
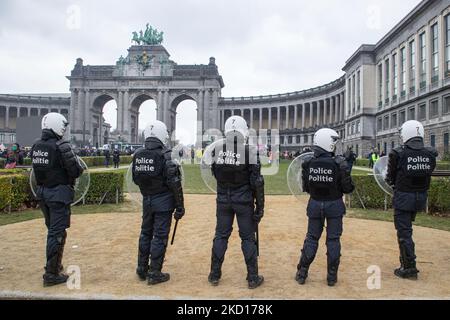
[419,103,426,120]
[281,136,285,145]
[431,23,439,83]
[304,135,308,144]
[430,134,436,148]
[393,53,398,98]
[446,14,450,75]
[444,132,449,153]
[357,71,361,110]
[296,136,301,144]
[430,100,439,118]
[391,113,398,128]
[385,58,390,101]
[351,123,355,135]
[378,64,383,105]
[383,142,387,155]
[383,115,389,130]
[356,120,361,133]
[391,141,395,150]
[408,107,416,120]
[377,117,382,132]
[400,110,406,125]
[409,40,416,91]
[288,136,293,144]
[0,134,4,143]
[444,96,450,114]
[419,32,427,89]
[400,47,407,94]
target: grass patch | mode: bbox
[347,208,450,232]
[0,202,136,226]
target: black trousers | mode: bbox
[40,201,70,273]
[211,202,257,271]
[302,216,343,266]
[138,206,173,272]
[394,209,416,263]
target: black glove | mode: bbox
[174,207,185,221]
[253,207,264,223]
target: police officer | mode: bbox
[296,128,354,287]
[132,120,185,285]
[31,113,84,287]
[208,116,265,289]
[385,120,437,280]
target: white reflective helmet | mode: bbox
[41,113,69,138]
[143,120,169,145]
[313,128,340,153]
[399,120,425,144]
[224,116,249,138]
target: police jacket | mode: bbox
[385,137,437,193]
[211,136,265,208]
[31,129,84,188]
[132,138,184,209]
[302,147,354,201]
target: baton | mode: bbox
[256,223,260,257]
[170,219,179,246]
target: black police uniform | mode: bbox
[31,129,84,287]
[296,146,354,286]
[209,134,265,289]
[132,137,185,285]
[385,137,437,279]
[113,149,120,168]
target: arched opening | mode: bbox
[171,94,198,147]
[131,94,157,144]
[92,94,116,148]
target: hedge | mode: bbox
[0,156,133,169]
[348,174,450,214]
[0,171,124,212]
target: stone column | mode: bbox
[309,103,314,128]
[157,90,163,121]
[334,97,338,123]
[77,90,84,136]
[285,106,289,129]
[84,89,91,142]
[259,108,263,130]
[294,105,298,129]
[323,100,327,125]
[341,93,345,122]
[250,108,254,129]
[268,108,272,129]
[277,107,281,129]
[302,104,305,129]
[196,89,204,147]
[117,91,124,132]
[211,89,219,129]
[123,90,130,140]
[5,107,9,129]
[69,89,76,138]
[164,90,170,125]
[328,99,332,124]
[316,102,321,126]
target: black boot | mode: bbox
[295,250,314,285]
[327,260,340,287]
[136,265,149,281]
[394,244,419,280]
[148,256,170,285]
[43,234,69,287]
[208,256,223,286]
[246,260,264,289]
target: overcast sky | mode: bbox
[0,0,420,145]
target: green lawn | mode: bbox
[347,209,450,232]
[0,202,136,227]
